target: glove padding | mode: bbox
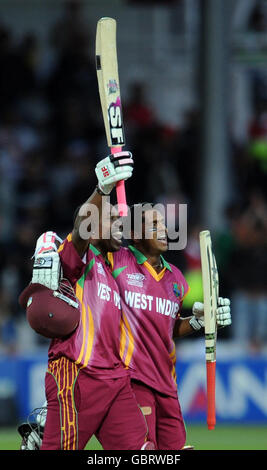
[33,231,63,257]
[18,401,47,450]
[32,231,62,290]
[189,297,231,331]
[95,151,134,195]
[19,423,43,450]
[216,297,232,327]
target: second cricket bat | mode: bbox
[199,230,219,430]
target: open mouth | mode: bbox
[157,235,168,244]
[112,231,123,243]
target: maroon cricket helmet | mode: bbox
[18,280,80,339]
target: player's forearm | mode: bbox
[72,189,106,257]
[173,317,196,338]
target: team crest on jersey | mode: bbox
[97,262,106,276]
[173,283,184,299]
[127,273,146,287]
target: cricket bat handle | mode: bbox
[206,360,216,430]
[111,147,128,216]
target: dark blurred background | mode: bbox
[0,0,267,434]
[0,0,267,428]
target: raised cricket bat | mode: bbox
[199,230,219,430]
[95,17,127,216]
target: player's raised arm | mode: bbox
[29,152,134,291]
[72,151,133,256]
[71,188,104,257]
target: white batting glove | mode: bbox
[95,151,134,195]
[189,297,231,331]
[189,302,205,331]
[20,402,47,450]
[36,400,47,428]
[33,231,63,257]
[21,429,42,450]
[32,232,63,290]
[216,297,231,327]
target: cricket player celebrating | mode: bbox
[19,151,154,450]
[106,203,232,450]
[19,154,231,451]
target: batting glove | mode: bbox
[32,231,63,290]
[19,402,47,450]
[216,297,231,327]
[189,302,205,331]
[95,151,134,195]
[36,400,47,428]
[189,297,231,331]
[20,427,43,450]
[33,231,63,257]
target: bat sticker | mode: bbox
[107,79,119,94]
[96,55,101,70]
[108,97,125,146]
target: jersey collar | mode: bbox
[89,243,110,266]
[128,245,172,272]
[89,243,101,256]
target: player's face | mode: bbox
[99,205,123,252]
[136,209,168,254]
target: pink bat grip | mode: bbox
[206,360,216,430]
[111,147,128,216]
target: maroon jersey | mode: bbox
[108,246,189,396]
[47,234,127,379]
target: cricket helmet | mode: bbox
[18,405,47,450]
[19,280,80,339]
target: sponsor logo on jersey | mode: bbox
[97,262,106,276]
[126,273,146,287]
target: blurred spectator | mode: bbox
[224,190,267,352]
[247,0,267,32]
[47,0,96,108]
[246,103,267,198]
[0,3,266,357]
[0,289,17,354]
[174,109,202,204]
[124,82,156,132]
[0,26,39,114]
[49,141,97,234]
[180,224,203,317]
[50,0,91,56]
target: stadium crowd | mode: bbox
[0,0,267,355]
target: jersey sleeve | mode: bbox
[58,233,86,286]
